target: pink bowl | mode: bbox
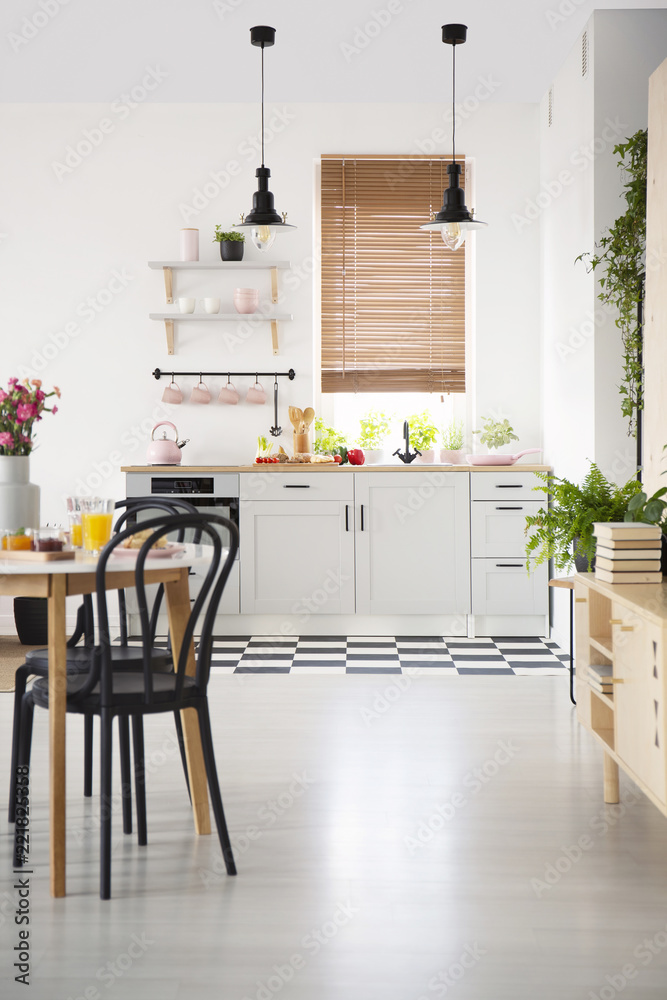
[234,288,260,315]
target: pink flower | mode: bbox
[0,390,6,403]
[52,405,58,415]
[7,377,18,387]
[0,432,14,448]
[19,434,31,443]
[35,389,45,401]
[16,402,38,422]
[31,379,42,388]
[53,386,61,398]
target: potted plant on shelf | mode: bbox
[313,418,348,463]
[440,418,465,464]
[407,412,439,463]
[358,410,392,464]
[214,226,245,262]
[524,462,667,572]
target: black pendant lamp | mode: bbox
[235,25,296,252]
[420,24,487,251]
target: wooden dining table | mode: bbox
[0,544,213,897]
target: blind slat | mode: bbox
[321,156,465,395]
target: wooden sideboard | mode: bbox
[575,572,667,813]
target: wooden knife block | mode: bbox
[293,431,311,454]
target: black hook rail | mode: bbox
[152,368,296,381]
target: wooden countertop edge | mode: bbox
[122,464,552,473]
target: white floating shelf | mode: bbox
[148,261,291,269]
[149,313,293,322]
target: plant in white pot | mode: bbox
[440,418,465,464]
[358,410,392,464]
[0,377,60,531]
[474,415,519,455]
[407,411,439,463]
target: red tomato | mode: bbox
[333,455,343,464]
[347,449,365,466]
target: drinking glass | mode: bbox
[80,499,115,554]
[66,496,84,548]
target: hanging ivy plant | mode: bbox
[576,128,647,436]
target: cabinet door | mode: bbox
[240,500,355,615]
[355,472,470,615]
[472,558,547,616]
[613,603,666,804]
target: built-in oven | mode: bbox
[124,472,240,625]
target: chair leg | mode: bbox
[131,716,148,846]
[197,701,236,876]
[100,708,113,900]
[8,666,30,823]
[84,715,94,797]
[14,693,35,868]
[173,710,191,802]
[118,716,133,835]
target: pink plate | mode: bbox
[111,542,186,559]
[465,448,542,466]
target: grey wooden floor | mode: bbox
[2,675,667,999]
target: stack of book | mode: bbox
[592,522,663,584]
[587,663,614,695]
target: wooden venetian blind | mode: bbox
[321,155,466,394]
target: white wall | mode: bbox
[0,98,541,530]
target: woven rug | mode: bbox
[0,637,43,693]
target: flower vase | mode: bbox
[0,456,40,532]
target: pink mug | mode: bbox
[218,379,239,405]
[161,378,182,405]
[190,379,211,404]
[245,379,266,404]
[234,287,260,315]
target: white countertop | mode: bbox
[122,464,551,474]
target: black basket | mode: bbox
[14,597,48,645]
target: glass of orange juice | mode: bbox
[66,497,84,548]
[81,499,115,554]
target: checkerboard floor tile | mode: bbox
[120,636,569,675]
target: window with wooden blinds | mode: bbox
[321,155,466,394]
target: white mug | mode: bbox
[178,298,196,314]
[201,298,221,314]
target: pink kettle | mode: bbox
[146,422,189,465]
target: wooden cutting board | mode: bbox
[1,549,76,562]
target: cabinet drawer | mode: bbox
[240,471,354,502]
[471,501,541,557]
[470,472,543,501]
[472,558,547,616]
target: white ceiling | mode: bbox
[1,0,665,104]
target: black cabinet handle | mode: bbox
[495,506,524,510]
[345,505,349,531]
[496,563,523,568]
[361,504,365,531]
[494,484,523,488]
[283,484,310,488]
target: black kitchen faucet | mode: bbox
[393,421,421,464]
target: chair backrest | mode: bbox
[73,512,238,708]
[113,497,200,645]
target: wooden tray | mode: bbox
[1,549,76,562]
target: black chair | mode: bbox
[16,512,238,899]
[7,497,198,826]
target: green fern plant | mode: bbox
[524,463,658,571]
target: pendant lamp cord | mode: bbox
[451,42,456,164]
[260,42,265,168]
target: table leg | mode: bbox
[569,588,576,706]
[603,752,620,804]
[165,568,211,835]
[48,575,67,897]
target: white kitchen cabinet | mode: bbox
[354,472,470,616]
[472,558,547,616]
[240,499,355,615]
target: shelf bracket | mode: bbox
[270,267,279,304]
[165,319,175,355]
[271,321,279,356]
[163,267,173,304]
